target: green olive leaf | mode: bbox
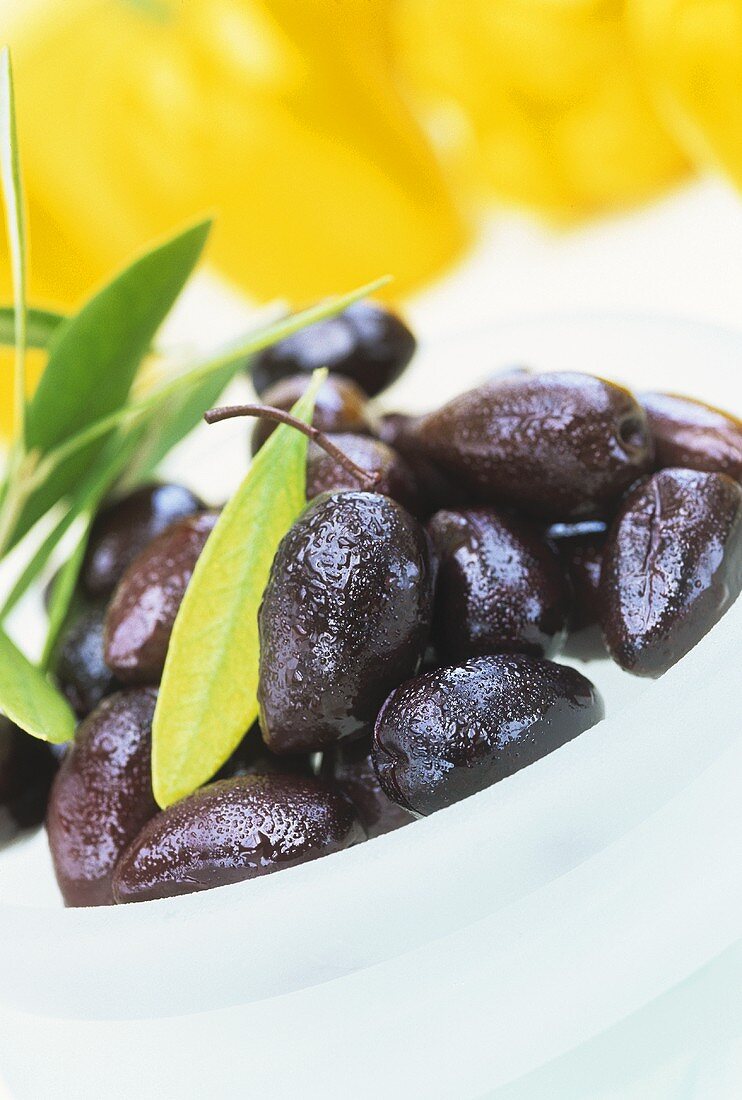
[21,276,390,509]
[151,369,327,808]
[0,48,28,445]
[4,218,212,551]
[0,428,143,623]
[0,305,65,349]
[0,626,76,743]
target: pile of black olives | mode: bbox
[3,299,741,907]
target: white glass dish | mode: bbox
[0,312,740,1099]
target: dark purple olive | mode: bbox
[600,468,742,677]
[83,484,203,598]
[53,601,120,717]
[251,300,416,398]
[546,520,608,630]
[394,372,654,519]
[306,433,422,516]
[251,374,372,454]
[428,508,570,661]
[258,491,434,754]
[112,774,365,903]
[321,737,413,838]
[373,654,604,816]
[46,689,158,906]
[377,412,471,516]
[104,512,218,684]
[641,392,742,481]
[216,724,313,781]
[0,718,58,846]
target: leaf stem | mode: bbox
[205,403,381,492]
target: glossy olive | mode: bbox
[546,520,608,631]
[321,737,413,838]
[428,508,570,661]
[600,468,742,677]
[53,601,120,716]
[112,774,365,903]
[46,689,158,906]
[0,718,58,846]
[373,654,604,816]
[251,300,416,398]
[258,491,434,754]
[395,372,654,519]
[306,433,422,515]
[83,483,203,598]
[641,392,742,481]
[104,512,218,684]
[251,373,372,454]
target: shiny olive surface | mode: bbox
[546,520,608,631]
[0,718,58,847]
[251,373,372,454]
[641,392,742,481]
[306,433,422,515]
[46,689,158,906]
[251,300,416,398]
[258,491,434,754]
[104,512,218,684]
[321,737,413,838]
[428,508,570,661]
[373,654,604,816]
[53,601,120,717]
[600,468,742,677]
[397,372,653,519]
[112,774,365,903]
[83,483,203,598]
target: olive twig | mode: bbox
[204,403,381,492]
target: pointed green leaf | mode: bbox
[0,305,65,348]
[0,627,75,743]
[5,218,211,550]
[151,370,326,807]
[0,48,28,445]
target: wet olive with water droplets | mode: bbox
[104,512,218,684]
[600,468,742,677]
[251,373,373,455]
[46,688,158,906]
[377,411,472,515]
[251,300,416,398]
[0,718,58,847]
[112,773,365,903]
[306,433,422,515]
[53,600,121,717]
[83,483,203,598]
[373,654,604,816]
[640,392,742,481]
[428,507,570,661]
[395,371,654,519]
[321,736,414,838]
[258,491,434,754]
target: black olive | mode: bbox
[0,718,58,847]
[373,654,603,816]
[251,373,373,455]
[600,468,742,676]
[641,392,742,481]
[251,300,416,398]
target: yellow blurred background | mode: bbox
[1,0,742,434]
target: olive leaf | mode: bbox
[0,48,28,445]
[0,306,65,349]
[151,369,327,808]
[0,627,76,743]
[3,218,212,552]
